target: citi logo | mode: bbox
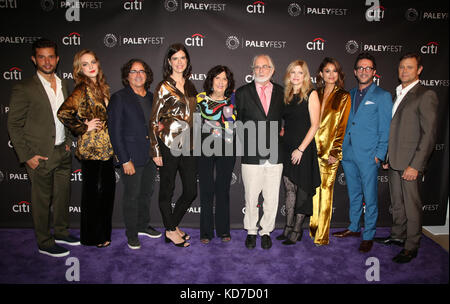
[71,169,82,182]
[306,37,325,51]
[13,201,31,213]
[420,41,438,54]
[0,0,17,8]
[3,67,22,80]
[366,1,385,22]
[247,1,265,14]
[124,0,143,10]
[62,32,81,45]
[185,33,204,47]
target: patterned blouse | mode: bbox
[57,84,114,161]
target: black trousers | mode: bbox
[121,160,156,240]
[158,142,197,231]
[198,155,236,239]
[80,158,115,246]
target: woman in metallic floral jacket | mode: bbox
[149,43,197,248]
[57,49,115,248]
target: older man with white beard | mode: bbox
[235,54,285,250]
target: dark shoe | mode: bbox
[245,235,257,249]
[138,226,162,238]
[276,225,293,241]
[393,249,418,264]
[374,236,405,247]
[282,231,302,245]
[55,234,80,246]
[38,244,70,257]
[261,235,272,250]
[332,229,361,238]
[127,238,141,250]
[165,231,190,248]
[358,240,373,253]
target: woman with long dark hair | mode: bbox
[58,49,115,248]
[149,43,198,248]
[309,57,351,246]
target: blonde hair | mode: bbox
[284,60,312,104]
[73,49,110,101]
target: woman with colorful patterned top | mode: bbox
[197,65,236,244]
[57,49,115,248]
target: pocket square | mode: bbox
[365,101,375,105]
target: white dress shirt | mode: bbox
[37,72,66,145]
[392,79,419,118]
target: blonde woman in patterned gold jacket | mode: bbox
[149,43,197,248]
[57,49,115,248]
[309,57,351,246]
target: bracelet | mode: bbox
[297,148,304,153]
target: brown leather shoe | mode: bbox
[358,240,373,253]
[332,229,361,238]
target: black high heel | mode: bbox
[276,225,293,241]
[165,231,190,247]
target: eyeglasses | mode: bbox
[129,70,146,74]
[356,66,374,72]
[253,65,272,71]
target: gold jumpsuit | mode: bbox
[309,86,351,245]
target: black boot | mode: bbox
[282,214,306,245]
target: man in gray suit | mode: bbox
[8,38,79,257]
[377,53,439,263]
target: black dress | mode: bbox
[282,91,321,215]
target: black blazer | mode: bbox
[235,81,284,164]
[107,86,154,167]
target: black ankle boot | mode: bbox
[276,225,293,240]
[282,214,306,245]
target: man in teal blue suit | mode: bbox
[333,53,392,253]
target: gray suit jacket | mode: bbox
[7,74,71,163]
[388,83,438,172]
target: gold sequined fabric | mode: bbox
[57,84,113,161]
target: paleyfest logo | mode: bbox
[225,35,286,50]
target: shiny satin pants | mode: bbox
[309,160,339,245]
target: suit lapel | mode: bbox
[355,83,376,116]
[392,83,420,121]
[32,75,54,117]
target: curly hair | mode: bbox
[203,65,235,98]
[121,58,153,90]
[73,49,110,101]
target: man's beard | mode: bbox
[37,65,56,75]
[254,74,272,83]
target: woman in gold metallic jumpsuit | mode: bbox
[309,57,351,246]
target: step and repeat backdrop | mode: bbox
[0,0,448,229]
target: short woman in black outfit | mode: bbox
[277,60,321,245]
[197,65,236,244]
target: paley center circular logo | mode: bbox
[41,0,54,11]
[405,8,419,21]
[288,3,301,16]
[164,0,178,12]
[104,33,118,48]
[345,40,359,54]
[226,36,240,50]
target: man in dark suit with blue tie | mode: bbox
[108,59,161,250]
[333,53,392,253]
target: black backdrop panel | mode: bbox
[0,0,448,228]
